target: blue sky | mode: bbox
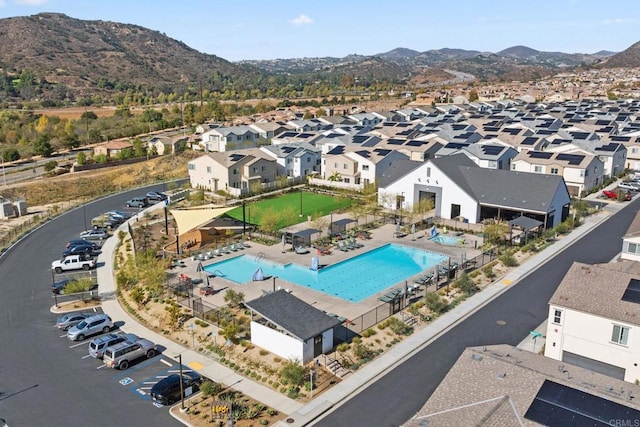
[0,0,638,61]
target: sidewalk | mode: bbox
[96,197,622,427]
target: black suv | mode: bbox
[150,373,202,405]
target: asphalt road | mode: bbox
[0,183,179,426]
[316,199,640,427]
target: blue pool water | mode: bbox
[430,235,463,245]
[204,244,447,302]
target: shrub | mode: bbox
[361,328,377,338]
[259,349,269,356]
[456,273,479,296]
[336,343,350,353]
[425,292,448,315]
[280,359,305,386]
[482,264,495,278]
[499,253,518,267]
[387,317,413,336]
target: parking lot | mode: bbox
[51,306,202,410]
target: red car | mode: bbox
[603,190,631,201]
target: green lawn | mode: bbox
[226,192,354,229]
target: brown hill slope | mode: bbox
[602,40,640,68]
[0,13,253,93]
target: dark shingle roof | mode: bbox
[245,290,341,341]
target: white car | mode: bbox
[619,182,640,192]
[80,229,108,240]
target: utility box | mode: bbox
[0,200,13,218]
[13,199,27,216]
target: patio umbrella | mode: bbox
[196,261,204,281]
[411,223,416,239]
[252,268,264,281]
[281,234,286,253]
[310,256,319,272]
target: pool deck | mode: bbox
[178,216,482,323]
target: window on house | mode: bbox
[612,324,630,345]
[232,169,238,175]
[580,170,585,177]
[343,164,348,169]
[307,157,311,163]
[252,167,257,173]
[633,148,638,154]
[534,165,542,173]
[362,165,369,171]
[511,164,516,170]
[553,309,562,324]
[427,167,431,178]
[206,166,212,173]
[188,164,195,170]
[334,162,338,168]
[261,166,265,171]
[628,242,639,254]
[287,159,292,164]
[343,178,350,183]
[551,168,558,174]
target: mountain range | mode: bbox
[0,13,638,102]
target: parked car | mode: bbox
[126,197,149,208]
[62,244,96,258]
[103,337,157,370]
[150,372,203,405]
[52,278,97,295]
[105,210,131,220]
[618,182,640,192]
[146,191,167,202]
[67,313,113,341]
[88,333,138,359]
[65,239,99,250]
[80,229,108,240]
[56,312,93,330]
[602,190,631,201]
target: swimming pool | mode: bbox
[203,244,448,302]
[430,235,463,245]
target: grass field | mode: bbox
[226,191,354,229]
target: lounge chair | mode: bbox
[295,246,310,254]
[239,240,250,248]
[337,241,350,252]
[221,245,231,254]
[349,238,363,248]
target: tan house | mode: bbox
[188,149,278,196]
[93,140,133,158]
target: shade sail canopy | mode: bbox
[508,215,543,230]
[170,205,235,236]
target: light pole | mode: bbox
[177,353,185,410]
[0,155,5,186]
[299,189,303,217]
[51,269,59,308]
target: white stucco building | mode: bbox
[545,261,640,382]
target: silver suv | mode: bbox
[67,313,113,341]
[104,338,157,370]
[88,333,138,359]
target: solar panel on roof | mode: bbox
[556,153,585,165]
[521,137,538,145]
[406,140,424,147]
[327,146,345,154]
[228,153,245,161]
[355,150,370,158]
[397,123,410,128]
[299,133,314,138]
[484,126,501,132]
[537,129,554,135]
[281,146,296,153]
[525,380,640,426]
[481,145,504,156]
[373,148,391,156]
[595,143,618,152]
[570,131,591,139]
[612,136,631,142]
[528,151,553,159]
[622,279,640,304]
[280,132,298,138]
[596,120,611,126]
[352,135,368,144]
[444,142,468,149]
[387,139,404,145]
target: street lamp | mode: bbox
[0,155,5,186]
[51,269,59,308]
[299,189,303,217]
[177,353,185,410]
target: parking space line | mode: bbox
[143,381,157,384]
[81,354,92,359]
[155,375,169,379]
[168,369,192,374]
[96,364,106,369]
[139,386,152,390]
[59,334,68,338]
[160,359,172,367]
[69,341,89,349]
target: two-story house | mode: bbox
[199,125,263,152]
[545,260,640,382]
[321,146,409,187]
[260,142,321,177]
[460,143,518,170]
[188,149,277,196]
[511,150,604,196]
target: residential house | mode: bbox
[199,125,263,152]
[147,135,187,155]
[378,154,570,228]
[260,142,321,177]
[403,344,640,426]
[321,146,409,187]
[460,143,518,170]
[545,261,640,383]
[511,150,604,196]
[188,149,277,196]
[545,139,626,179]
[249,122,289,141]
[93,140,133,158]
[620,211,640,262]
[347,112,384,127]
[245,290,342,364]
[285,119,329,133]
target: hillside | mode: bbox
[0,13,258,97]
[602,41,640,68]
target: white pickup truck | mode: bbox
[52,254,96,274]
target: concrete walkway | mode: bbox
[94,183,628,427]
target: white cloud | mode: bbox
[603,18,631,25]
[15,0,48,5]
[291,14,313,26]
